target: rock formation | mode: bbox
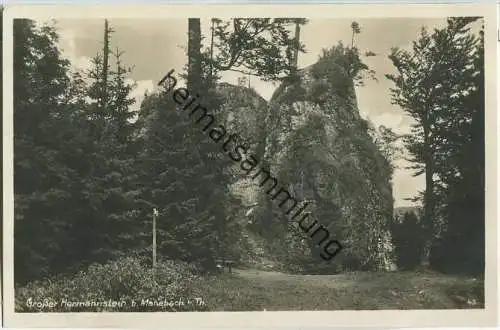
[211,48,394,272]
[258,48,394,272]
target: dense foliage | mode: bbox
[13,19,241,284]
[390,211,424,270]
[14,19,79,283]
[210,18,307,80]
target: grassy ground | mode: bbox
[194,268,484,311]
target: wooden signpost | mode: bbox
[153,208,158,272]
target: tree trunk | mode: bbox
[102,19,110,110]
[422,119,434,267]
[209,19,215,81]
[187,18,202,92]
[291,20,300,76]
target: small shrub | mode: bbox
[15,256,208,312]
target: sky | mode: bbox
[51,18,453,208]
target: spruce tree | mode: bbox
[13,19,85,283]
[70,20,139,263]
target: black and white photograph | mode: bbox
[2,3,498,328]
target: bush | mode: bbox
[15,256,208,312]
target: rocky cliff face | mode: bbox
[215,82,268,160]
[261,50,394,272]
[214,51,394,272]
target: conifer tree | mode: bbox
[386,17,484,271]
[428,18,485,275]
[66,19,138,264]
[13,19,84,283]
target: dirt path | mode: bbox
[233,268,357,289]
[198,268,483,311]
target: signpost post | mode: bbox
[153,208,158,273]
